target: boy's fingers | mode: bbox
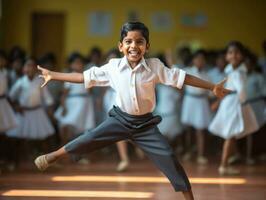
[41,80,48,88]
[218,78,227,86]
[37,65,42,70]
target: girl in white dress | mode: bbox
[0,51,17,170]
[181,50,211,164]
[8,58,55,140]
[209,41,259,175]
[244,51,266,164]
[55,53,95,146]
[0,51,17,133]
[155,53,184,150]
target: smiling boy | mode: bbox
[35,22,230,200]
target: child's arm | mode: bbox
[38,65,84,87]
[184,74,230,98]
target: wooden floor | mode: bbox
[0,158,266,200]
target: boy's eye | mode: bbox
[136,40,145,45]
[125,40,131,44]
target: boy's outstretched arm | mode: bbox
[184,74,231,98]
[38,65,84,87]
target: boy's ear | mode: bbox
[118,42,123,52]
[146,43,150,52]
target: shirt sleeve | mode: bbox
[155,59,186,89]
[9,79,22,101]
[83,62,111,88]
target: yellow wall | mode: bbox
[1,0,266,58]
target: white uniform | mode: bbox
[181,66,211,129]
[208,67,225,83]
[7,75,55,139]
[209,64,259,139]
[55,82,95,133]
[156,84,183,139]
[246,72,266,127]
[0,69,17,132]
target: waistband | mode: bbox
[67,93,89,98]
[0,94,6,99]
[21,105,42,111]
[185,92,208,98]
[109,106,161,130]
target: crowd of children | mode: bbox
[0,38,265,178]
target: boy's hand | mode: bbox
[38,65,52,87]
[212,78,231,98]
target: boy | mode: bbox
[35,22,230,200]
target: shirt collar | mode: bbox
[225,63,247,74]
[119,56,151,72]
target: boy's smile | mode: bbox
[118,31,149,68]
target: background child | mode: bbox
[8,57,55,157]
[181,50,211,164]
[155,52,184,152]
[55,53,95,146]
[0,50,17,171]
[244,50,266,164]
[209,41,259,175]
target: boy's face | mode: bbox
[226,46,243,67]
[118,31,149,67]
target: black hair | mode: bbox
[120,22,149,43]
[67,52,84,64]
[106,48,121,58]
[156,53,168,67]
[89,46,102,57]
[24,56,37,65]
[9,46,26,62]
[192,49,207,59]
[226,41,246,57]
[38,52,56,65]
[0,49,7,59]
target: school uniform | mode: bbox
[181,66,211,129]
[0,69,17,133]
[155,84,183,139]
[7,75,55,140]
[55,82,95,133]
[207,67,225,83]
[246,72,266,127]
[209,64,259,139]
[64,56,191,191]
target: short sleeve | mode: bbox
[83,62,111,88]
[155,59,186,89]
[9,79,22,101]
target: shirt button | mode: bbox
[133,97,136,101]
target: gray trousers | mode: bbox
[65,106,191,191]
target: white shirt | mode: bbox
[9,75,53,107]
[83,56,186,115]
